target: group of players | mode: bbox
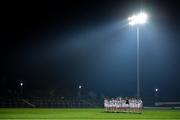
[104,97,143,113]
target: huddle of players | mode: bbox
[104,97,143,113]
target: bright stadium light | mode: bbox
[128,11,148,98]
[155,88,159,92]
[79,85,82,89]
[20,82,23,87]
[128,12,148,26]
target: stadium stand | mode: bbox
[0,97,102,108]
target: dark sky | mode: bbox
[1,0,180,99]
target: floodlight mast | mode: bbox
[78,85,82,99]
[154,88,159,102]
[128,12,148,98]
[20,82,24,98]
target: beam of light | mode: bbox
[128,12,148,26]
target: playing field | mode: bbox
[0,108,180,120]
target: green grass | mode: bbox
[0,108,180,120]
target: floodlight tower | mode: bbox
[20,82,24,97]
[78,85,82,99]
[154,88,159,102]
[128,12,148,98]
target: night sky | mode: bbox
[1,0,180,100]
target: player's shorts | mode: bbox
[104,103,107,108]
[125,104,129,108]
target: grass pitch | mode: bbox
[0,108,180,120]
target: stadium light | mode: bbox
[79,85,82,89]
[128,12,148,26]
[128,12,148,98]
[20,82,23,87]
[155,88,159,92]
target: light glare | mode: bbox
[20,82,23,86]
[128,12,148,26]
[155,88,158,92]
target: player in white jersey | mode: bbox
[117,98,122,112]
[109,99,112,112]
[112,99,116,112]
[131,99,134,112]
[137,99,143,113]
[115,99,119,112]
[104,97,143,113]
[121,99,125,112]
[131,98,136,112]
[125,98,129,112]
[104,98,108,112]
[129,98,133,112]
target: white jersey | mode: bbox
[104,100,108,107]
